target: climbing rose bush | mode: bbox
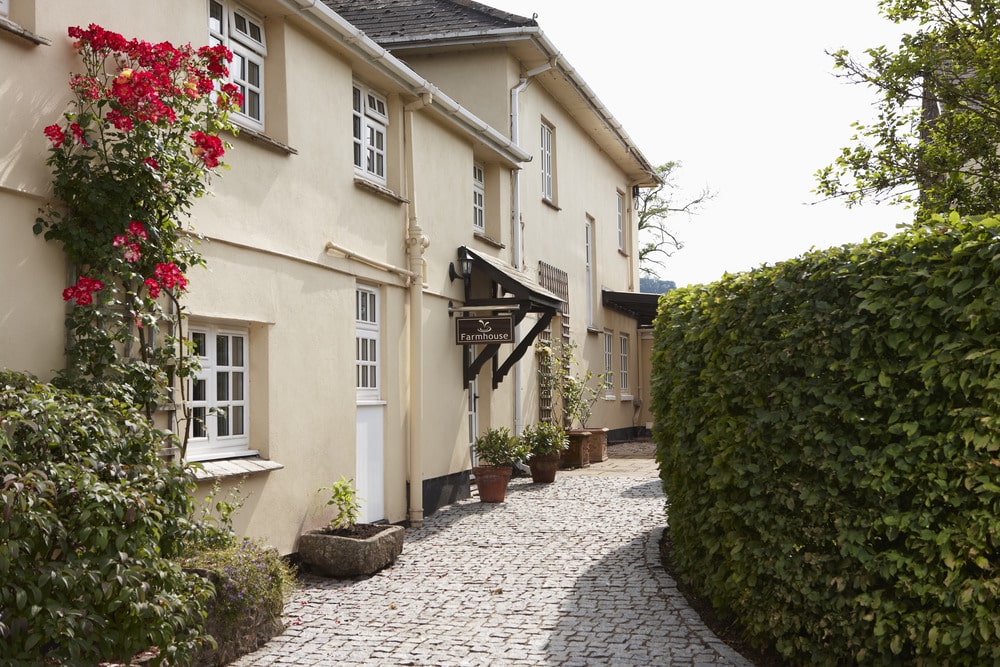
[34,23,240,450]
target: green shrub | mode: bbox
[319,476,363,529]
[0,370,212,665]
[183,539,295,666]
[520,421,570,457]
[474,426,528,466]
[652,214,1000,664]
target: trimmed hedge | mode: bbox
[0,371,211,665]
[652,213,1000,664]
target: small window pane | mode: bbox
[193,379,206,402]
[217,372,229,401]
[247,61,260,86]
[250,24,262,42]
[232,337,244,366]
[193,407,207,438]
[233,406,245,435]
[192,332,207,357]
[217,335,229,366]
[234,15,247,33]
[248,91,260,120]
[210,1,224,33]
[217,407,230,436]
[233,372,244,400]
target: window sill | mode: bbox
[542,197,561,211]
[357,398,387,406]
[473,231,505,249]
[586,326,602,335]
[603,394,617,401]
[232,125,298,155]
[192,456,284,482]
[620,394,634,402]
[0,17,50,45]
[354,177,409,204]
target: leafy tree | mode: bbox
[816,0,1000,216]
[637,161,713,276]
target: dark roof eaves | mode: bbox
[371,26,539,50]
[440,0,538,27]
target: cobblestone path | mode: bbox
[231,447,752,666]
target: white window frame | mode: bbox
[473,162,485,232]
[356,286,381,400]
[620,333,630,394]
[209,0,266,131]
[541,121,554,201]
[616,191,625,251]
[353,84,388,184]
[187,323,251,461]
[604,331,615,398]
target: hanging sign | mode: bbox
[455,315,514,344]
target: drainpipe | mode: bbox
[404,92,432,528]
[510,59,556,435]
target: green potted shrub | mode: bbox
[472,427,528,502]
[536,340,608,468]
[520,421,569,483]
[298,476,404,577]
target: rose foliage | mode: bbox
[34,24,240,449]
[653,214,1000,664]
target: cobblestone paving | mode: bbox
[231,445,752,666]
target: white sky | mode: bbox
[486,0,912,286]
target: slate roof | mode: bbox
[321,0,537,43]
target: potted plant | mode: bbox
[472,427,528,502]
[536,340,608,468]
[520,421,569,483]
[298,476,404,577]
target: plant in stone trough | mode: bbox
[299,477,404,577]
[320,476,362,530]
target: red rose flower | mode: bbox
[62,276,104,305]
[127,221,148,240]
[144,278,161,299]
[44,124,66,147]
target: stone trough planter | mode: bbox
[298,524,404,578]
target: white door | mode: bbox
[356,404,385,523]
[355,286,385,523]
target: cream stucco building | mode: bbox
[0,0,660,554]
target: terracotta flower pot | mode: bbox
[473,465,512,502]
[587,427,609,463]
[560,430,591,469]
[528,453,560,483]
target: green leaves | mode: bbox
[652,215,1000,664]
[817,0,1000,217]
[0,371,212,664]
